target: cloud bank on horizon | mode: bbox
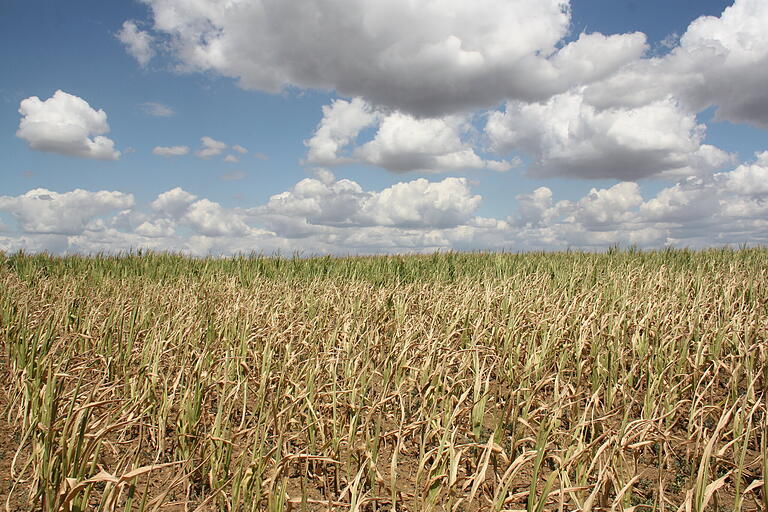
[2,155,767,255]
[4,0,767,255]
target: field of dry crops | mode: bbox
[1,249,766,511]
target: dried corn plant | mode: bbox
[0,248,766,511]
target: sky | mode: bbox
[1,0,766,256]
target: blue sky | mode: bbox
[1,0,766,255]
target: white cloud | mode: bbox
[312,168,336,184]
[16,90,121,160]
[148,188,254,237]
[359,177,481,228]
[583,0,768,127]
[119,0,768,188]
[184,199,251,237]
[2,153,767,255]
[676,0,768,126]
[305,98,378,165]
[724,152,768,196]
[0,189,133,235]
[486,91,732,180]
[306,98,514,173]
[117,20,155,66]
[535,32,648,93]
[155,138,242,159]
[574,182,644,228]
[659,33,680,50]
[116,0,767,197]
[354,113,513,173]
[639,177,716,223]
[509,183,651,247]
[256,178,366,237]
[140,102,174,117]
[153,145,189,156]
[256,175,481,237]
[509,152,768,249]
[511,187,559,228]
[135,218,176,238]
[150,187,197,217]
[129,0,649,116]
[195,136,227,158]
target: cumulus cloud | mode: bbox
[510,187,563,228]
[2,153,767,255]
[147,188,256,237]
[117,21,155,66]
[354,113,513,173]
[232,145,248,154]
[150,187,197,218]
[359,178,482,228]
[509,183,651,247]
[134,218,176,238]
[255,175,481,237]
[573,182,644,228]
[114,0,768,196]
[486,91,732,180]
[724,152,768,196]
[153,145,189,156]
[127,0,651,116]
[305,98,378,164]
[114,0,768,188]
[16,90,121,160]
[677,0,768,126]
[583,0,768,127]
[638,177,717,224]
[306,98,514,173]
[256,177,364,237]
[145,178,478,245]
[195,136,227,158]
[509,152,768,249]
[0,189,133,235]
[223,154,239,163]
[184,199,251,236]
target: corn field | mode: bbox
[0,248,766,511]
